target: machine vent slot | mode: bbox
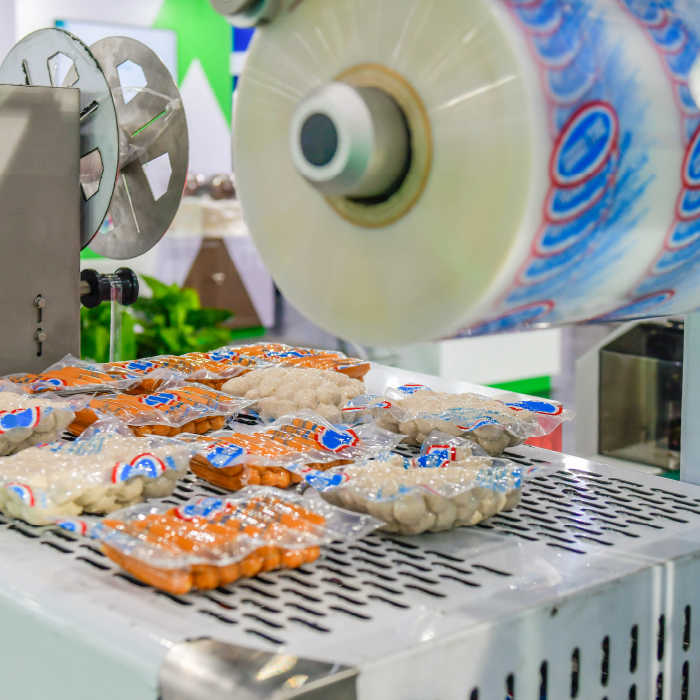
[571,648,580,698]
[684,605,692,651]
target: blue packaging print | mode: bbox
[601,0,700,319]
[461,0,653,337]
[201,442,245,468]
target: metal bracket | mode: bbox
[159,639,357,700]
[681,310,700,484]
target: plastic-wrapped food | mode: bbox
[314,432,548,535]
[230,343,370,380]
[182,411,402,491]
[5,355,139,394]
[69,385,252,437]
[0,381,77,455]
[222,366,366,422]
[342,384,573,455]
[0,432,194,525]
[103,352,271,394]
[95,488,380,594]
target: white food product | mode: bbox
[369,390,537,454]
[317,452,522,535]
[0,390,76,456]
[222,367,364,421]
[0,434,191,525]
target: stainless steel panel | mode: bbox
[159,639,357,700]
[599,322,683,471]
[0,84,80,374]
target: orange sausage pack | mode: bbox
[95,487,379,594]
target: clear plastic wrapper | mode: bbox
[69,384,253,437]
[0,430,195,525]
[5,355,140,394]
[222,366,367,422]
[0,381,78,455]
[314,431,553,535]
[102,351,272,393]
[94,487,380,594]
[181,411,403,491]
[230,343,370,380]
[342,384,573,455]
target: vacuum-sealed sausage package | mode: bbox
[222,366,366,423]
[101,351,271,394]
[229,343,371,380]
[342,384,573,455]
[311,431,556,534]
[69,384,253,437]
[0,430,196,525]
[5,355,140,394]
[181,411,402,491]
[94,487,380,594]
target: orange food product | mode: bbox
[232,343,370,380]
[7,366,126,393]
[99,494,327,594]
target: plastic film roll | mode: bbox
[233,0,700,344]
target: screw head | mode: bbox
[34,330,46,343]
[34,296,46,309]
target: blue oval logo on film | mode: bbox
[683,128,700,189]
[551,102,618,187]
[653,236,700,275]
[596,291,674,321]
[677,189,700,220]
[545,156,615,224]
[620,0,666,27]
[515,0,562,34]
[467,301,555,336]
[669,218,700,249]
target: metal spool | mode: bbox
[0,28,120,250]
[88,37,189,260]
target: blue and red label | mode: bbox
[5,482,40,507]
[0,407,42,434]
[416,445,458,469]
[550,102,619,187]
[314,427,361,452]
[396,384,431,395]
[139,393,178,407]
[176,497,225,520]
[201,442,245,468]
[55,518,89,536]
[505,399,563,416]
[121,360,157,374]
[111,453,167,483]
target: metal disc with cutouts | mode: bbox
[0,28,120,250]
[88,37,189,260]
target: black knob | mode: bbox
[81,268,140,309]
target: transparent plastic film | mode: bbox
[0,429,196,526]
[68,384,254,438]
[93,487,381,594]
[0,380,78,456]
[233,0,700,344]
[229,343,371,380]
[179,409,403,491]
[313,431,558,535]
[3,355,142,395]
[221,365,368,423]
[341,384,573,454]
